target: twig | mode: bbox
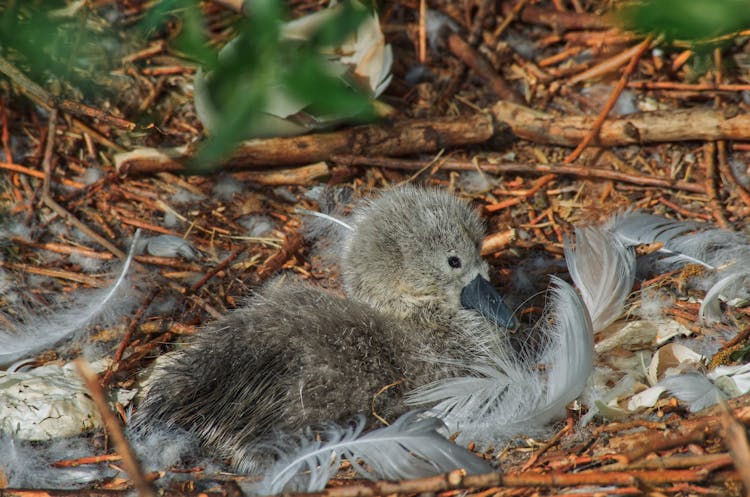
[75,359,156,497]
[41,108,58,200]
[0,260,105,286]
[703,142,730,227]
[447,33,523,103]
[114,114,496,173]
[481,229,516,255]
[0,490,131,497]
[115,102,750,174]
[658,197,712,220]
[267,467,739,497]
[491,101,750,148]
[188,247,245,294]
[522,424,569,470]
[494,0,528,38]
[564,35,652,163]
[255,232,303,281]
[0,161,85,188]
[515,3,611,31]
[719,401,750,494]
[331,155,706,194]
[418,0,427,63]
[38,125,126,258]
[628,81,750,92]
[718,140,750,208]
[101,288,161,386]
[231,162,330,186]
[485,174,556,213]
[52,454,123,468]
[11,237,115,260]
[568,40,648,86]
[603,453,732,472]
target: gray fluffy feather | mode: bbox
[0,231,141,367]
[0,435,114,488]
[610,212,750,323]
[251,412,490,495]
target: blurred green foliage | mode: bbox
[144,0,375,170]
[730,342,750,363]
[1,0,377,170]
[0,0,122,98]
[618,0,750,45]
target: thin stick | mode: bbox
[522,424,569,470]
[564,35,652,163]
[703,142,730,227]
[418,0,427,63]
[332,155,706,194]
[75,359,156,497]
[0,161,85,188]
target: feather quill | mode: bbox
[250,412,490,495]
[407,278,593,443]
[295,207,353,232]
[0,231,141,367]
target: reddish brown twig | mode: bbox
[719,401,750,493]
[564,35,652,163]
[52,454,123,468]
[101,288,161,386]
[331,155,707,194]
[703,142,730,227]
[75,359,156,497]
[188,247,245,294]
[447,33,523,103]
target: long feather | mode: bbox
[0,231,141,366]
[564,226,635,333]
[407,278,593,443]
[295,207,353,231]
[610,212,750,323]
[250,411,490,495]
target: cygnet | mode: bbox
[133,186,517,470]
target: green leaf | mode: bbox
[618,0,750,43]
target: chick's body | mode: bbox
[134,186,515,471]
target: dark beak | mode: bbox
[460,275,518,329]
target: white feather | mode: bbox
[0,231,141,367]
[699,271,750,323]
[660,372,724,412]
[249,412,490,495]
[295,207,353,231]
[564,226,636,333]
[407,278,593,443]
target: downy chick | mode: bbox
[133,186,517,471]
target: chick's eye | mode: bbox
[448,256,462,268]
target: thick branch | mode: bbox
[116,114,496,174]
[116,103,750,175]
[492,101,750,146]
